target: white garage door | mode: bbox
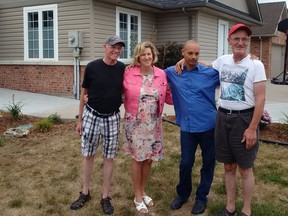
[271,45,285,79]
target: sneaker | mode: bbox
[70,191,91,210]
[218,208,237,216]
[191,201,206,214]
[101,196,114,215]
[170,196,187,210]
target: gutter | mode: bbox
[259,36,263,61]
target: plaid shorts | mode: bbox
[81,105,120,158]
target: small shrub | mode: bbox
[5,94,24,120]
[156,41,182,69]
[259,110,271,130]
[48,113,62,124]
[35,118,53,133]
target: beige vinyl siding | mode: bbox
[93,1,116,59]
[141,11,157,43]
[0,0,92,64]
[197,12,218,63]
[156,12,191,46]
[59,0,92,62]
[0,7,23,60]
[216,0,249,13]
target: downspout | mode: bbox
[182,7,192,39]
[259,36,263,60]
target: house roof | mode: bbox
[251,1,287,37]
[127,0,262,24]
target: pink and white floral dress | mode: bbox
[123,73,164,162]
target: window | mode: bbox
[116,7,141,62]
[24,4,58,61]
[217,20,229,57]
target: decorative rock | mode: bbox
[4,124,33,138]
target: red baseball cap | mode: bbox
[228,23,252,37]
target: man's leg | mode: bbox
[224,163,237,213]
[102,158,114,198]
[100,158,115,215]
[70,155,94,210]
[176,131,198,201]
[239,167,254,216]
[82,155,95,194]
[195,129,216,203]
[171,131,198,210]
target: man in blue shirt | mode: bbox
[164,40,219,215]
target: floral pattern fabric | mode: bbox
[123,73,163,161]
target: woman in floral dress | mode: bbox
[123,41,173,213]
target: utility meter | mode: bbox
[68,30,83,48]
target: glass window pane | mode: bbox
[41,10,54,59]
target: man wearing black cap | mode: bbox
[213,24,266,216]
[70,35,125,215]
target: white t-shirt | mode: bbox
[212,54,266,110]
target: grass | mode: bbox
[0,120,287,216]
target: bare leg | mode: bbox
[224,163,237,213]
[131,159,143,202]
[239,167,254,216]
[102,158,114,198]
[141,159,153,196]
[82,155,95,194]
[131,159,148,213]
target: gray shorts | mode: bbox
[81,105,120,158]
[215,108,259,168]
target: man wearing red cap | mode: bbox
[213,23,266,216]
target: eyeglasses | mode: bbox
[230,37,250,43]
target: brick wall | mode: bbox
[250,32,286,80]
[0,65,85,97]
[250,37,272,79]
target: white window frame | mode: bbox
[116,6,141,64]
[24,4,58,61]
[217,20,229,57]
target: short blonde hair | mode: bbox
[132,41,158,66]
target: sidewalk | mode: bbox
[0,82,287,122]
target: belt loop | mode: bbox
[228,110,232,115]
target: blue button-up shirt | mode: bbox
[164,63,219,132]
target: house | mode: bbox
[0,0,262,97]
[250,1,288,80]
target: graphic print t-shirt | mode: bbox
[212,54,266,110]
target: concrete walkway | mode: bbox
[0,81,287,122]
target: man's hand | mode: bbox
[250,54,259,60]
[174,58,185,74]
[241,127,257,149]
[76,121,82,136]
[84,94,88,104]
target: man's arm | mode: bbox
[174,59,212,74]
[242,81,266,149]
[76,87,88,136]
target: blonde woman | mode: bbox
[122,41,173,213]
